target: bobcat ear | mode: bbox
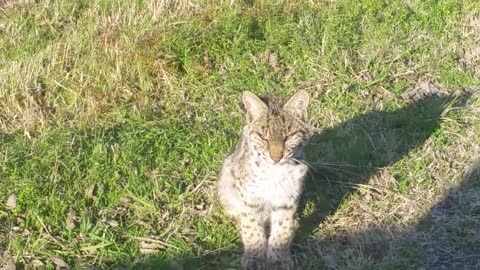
[284,90,310,120]
[242,91,267,122]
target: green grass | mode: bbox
[1,0,480,269]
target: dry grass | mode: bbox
[1,0,480,269]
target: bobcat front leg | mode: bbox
[239,208,268,270]
[267,207,296,270]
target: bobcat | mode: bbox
[218,91,311,270]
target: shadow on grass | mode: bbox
[129,93,474,269]
[296,157,480,269]
[0,132,15,144]
[412,158,480,268]
[298,93,471,237]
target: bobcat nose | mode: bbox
[269,139,284,164]
[270,155,282,164]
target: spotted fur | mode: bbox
[218,91,311,270]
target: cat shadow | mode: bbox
[297,93,471,238]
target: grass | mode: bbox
[1,0,480,269]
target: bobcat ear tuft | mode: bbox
[242,91,267,122]
[283,90,310,120]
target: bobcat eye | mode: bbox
[286,132,302,141]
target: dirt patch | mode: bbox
[400,77,465,102]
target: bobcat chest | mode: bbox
[246,161,308,208]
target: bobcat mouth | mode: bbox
[270,155,282,164]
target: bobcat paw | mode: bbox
[267,254,293,270]
[242,255,266,270]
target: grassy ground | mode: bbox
[1,0,480,269]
